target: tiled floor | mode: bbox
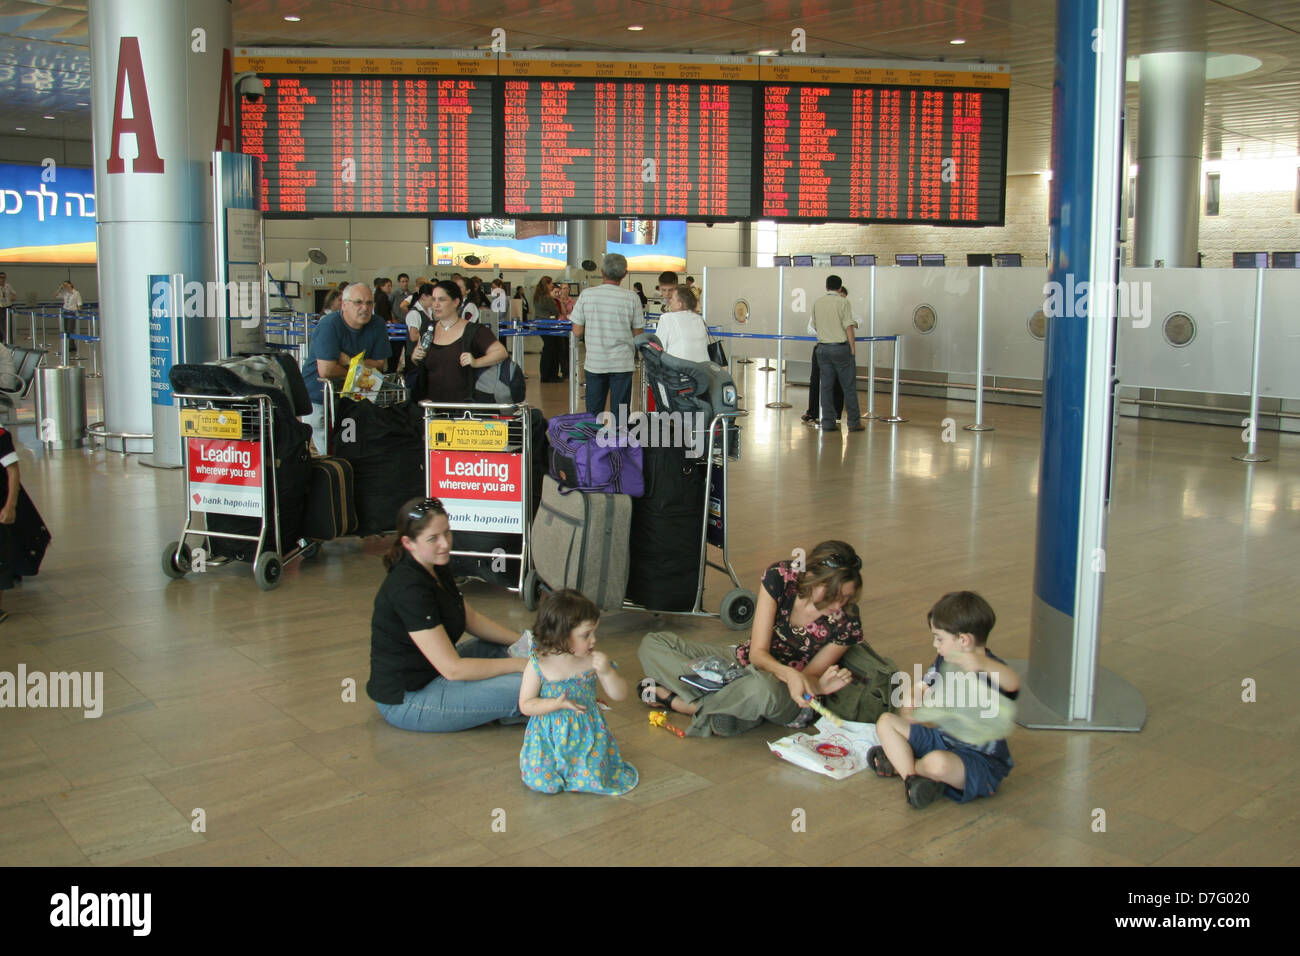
[2,360,1297,866]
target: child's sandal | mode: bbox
[867,745,896,777]
[638,677,678,711]
[904,774,943,810]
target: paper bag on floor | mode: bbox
[767,717,880,780]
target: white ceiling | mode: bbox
[2,0,1298,172]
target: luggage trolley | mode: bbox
[162,391,315,590]
[523,342,756,629]
[322,373,410,454]
[422,400,535,593]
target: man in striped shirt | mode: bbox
[570,253,646,415]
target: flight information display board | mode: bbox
[240,75,494,215]
[501,79,753,218]
[761,84,1007,224]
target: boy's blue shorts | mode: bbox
[908,723,1012,803]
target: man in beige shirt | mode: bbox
[811,274,863,432]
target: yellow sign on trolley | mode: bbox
[181,409,243,439]
[428,420,509,451]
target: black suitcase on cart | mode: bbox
[626,443,707,611]
[330,397,425,535]
[303,457,357,540]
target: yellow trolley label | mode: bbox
[428,420,509,451]
[181,409,243,439]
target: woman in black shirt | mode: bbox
[367,497,527,732]
[411,280,508,404]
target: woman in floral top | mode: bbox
[637,540,864,737]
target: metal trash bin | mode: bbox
[35,365,87,449]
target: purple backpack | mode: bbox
[547,412,644,497]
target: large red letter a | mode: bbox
[106,36,165,174]
[214,48,236,152]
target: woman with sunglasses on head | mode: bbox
[637,540,864,737]
[367,497,528,732]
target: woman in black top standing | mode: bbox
[410,280,508,403]
[367,498,527,732]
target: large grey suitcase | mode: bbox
[532,474,631,611]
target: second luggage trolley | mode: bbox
[422,400,535,593]
[522,410,756,631]
[162,391,315,590]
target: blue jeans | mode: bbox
[376,639,525,733]
[584,370,633,416]
[816,343,861,429]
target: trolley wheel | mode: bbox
[522,568,542,611]
[162,541,191,579]
[253,553,283,591]
[301,541,322,561]
[720,588,757,631]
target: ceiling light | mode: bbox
[756,49,779,56]
[43,114,55,119]
[950,38,966,45]
[284,15,300,22]
[627,25,643,31]
[15,127,26,131]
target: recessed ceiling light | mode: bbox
[76,102,88,106]
[950,38,966,45]
[43,114,56,120]
[15,127,26,131]
[284,15,300,22]
[627,25,643,31]
[756,49,779,56]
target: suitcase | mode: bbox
[626,444,707,611]
[532,474,631,612]
[303,457,357,540]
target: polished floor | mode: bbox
[1,356,1297,867]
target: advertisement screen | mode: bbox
[0,162,96,263]
[430,219,686,272]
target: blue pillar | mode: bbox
[1020,0,1145,731]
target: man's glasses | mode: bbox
[345,298,374,307]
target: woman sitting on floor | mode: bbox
[637,540,863,736]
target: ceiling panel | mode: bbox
[0,0,1296,176]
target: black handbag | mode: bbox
[706,338,727,366]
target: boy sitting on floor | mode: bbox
[871,591,1020,809]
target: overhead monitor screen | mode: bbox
[241,75,494,215]
[852,254,877,266]
[1232,252,1269,268]
[501,79,754,218]
[829,254,852,266]
[994,252,1022,267]
[895,254,920,266]
[760,84,1007,224]
[920,253,946,267]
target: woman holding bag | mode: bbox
[410,280,508,403]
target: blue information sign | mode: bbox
[149,274,182,407]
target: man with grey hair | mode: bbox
[570,253,645,415]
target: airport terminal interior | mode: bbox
[1,1,1298,867]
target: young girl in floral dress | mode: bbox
[519,589,638,795]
